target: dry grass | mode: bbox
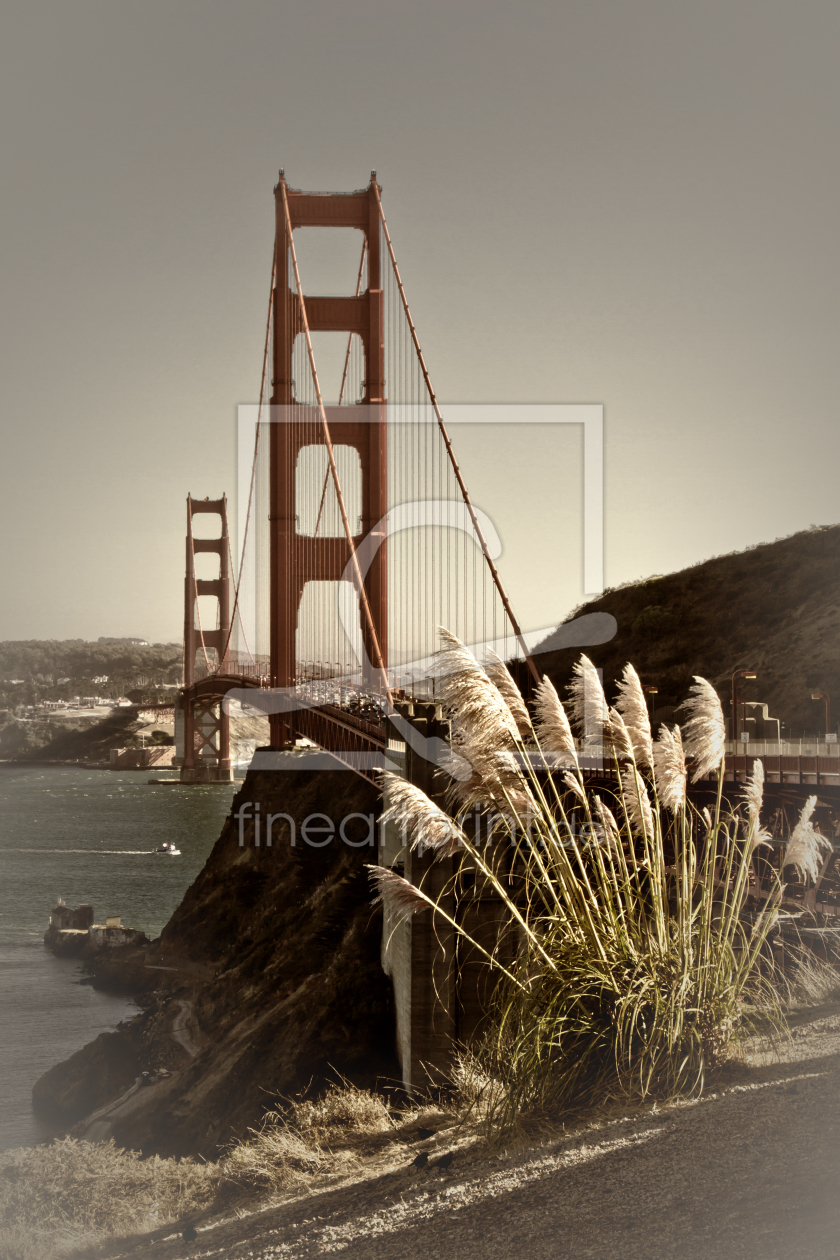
[0,1085,403,1257]
[220,1082,394,1192]
[291,1081,393,1136]
[0,1138,218,1258]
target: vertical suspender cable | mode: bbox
[217,244,276,671]
[373,185,539,686]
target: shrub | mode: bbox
[631,604,676,640]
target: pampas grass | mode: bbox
[743,759,772,852]
[372,631,785,1137]
[615,663,653,767]
[436,629,520,751]
[605,707,635,761]
[592,794,621,850]
[533,675,577,765]
[567,654,607,746]
[652,724,687,812]
[680,676,727,781]
[381,772,466,857]
[621,763,655,838]
[485,648,532,738]
[436,629,523,809]
[743,757,765,821]
[784,795,831,884]
[367,865,434,920]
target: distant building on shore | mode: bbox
[45,901,146,956]
[49,900,94,932]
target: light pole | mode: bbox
[642,684,658,717]
[731,668,757,741]
[811,691,831,737]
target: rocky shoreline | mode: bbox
[32,757,399,1155]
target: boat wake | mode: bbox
[10,849,180,855]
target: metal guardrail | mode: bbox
[724,739,840,758]
[724,751,840,788]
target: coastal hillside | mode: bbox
[533,525,840,736]
[0,639,181,709]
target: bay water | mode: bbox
[0,764,236,1152]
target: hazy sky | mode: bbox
[1,1,838,644]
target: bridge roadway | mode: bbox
[179,671,840,806]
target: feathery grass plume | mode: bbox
[743,757,764,819]
[592,794,621,849]
[621,764,655,837]
[784,795,831,884]
[562,771,586,802]
[652,724,686,812]
[614,663,653,767]
[366,864,430,920]
[444,743,531,816]
[567,654,607,746]
[680,676,726,782]
[605,707,634,760]
[380,772,467,858]
[742,759,772,850]
[485,648,532,738]
[534,675,577,764]
[472,749,533,815]
[437,629,519,746]
[436,628,524,809]
[438,744,474,783]
[436,629,519,753]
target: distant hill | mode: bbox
[531,525,840,739]
[0,640,181,706]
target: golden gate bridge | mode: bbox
[171,172,840,1092]
[174,168,840,827]
[178,171,540,783]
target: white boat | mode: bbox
[152,843,181,856]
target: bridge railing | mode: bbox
[724,751,840,788]
[724,739,840,758]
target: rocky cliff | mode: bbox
[33,755,397,1158]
